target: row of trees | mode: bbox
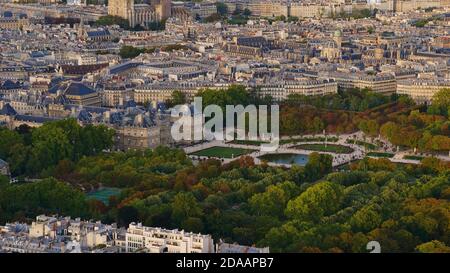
[285,88,397,112]
[356,89,449,152]
[95,15,129,29]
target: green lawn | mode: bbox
[294,144,354,154]
[280,136,339,145]
[367,152,395,158]
[346,139,377,150]
[190,146,256,159]
[228,140,269,146]
[86,187,121,204]
[403,155,424,160]
[227,137,339,146]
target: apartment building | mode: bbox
[133,82,230,104]
[1,215,270,253]
[326,72,397,95]
[257,78,338,101]
[125,223,214,253]
[246,1,289,18]
[397,78,450,104]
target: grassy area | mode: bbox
[367,152,395,158]
[228,140,269,146]
[86,187,121,204]
[294,144,354,154]
[190,146,256,159]
[346,139,377,150]
[403,155,425,160]
[280,136,339,145]
[228,136,339,146]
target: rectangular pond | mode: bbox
[86,187,121,204]
[258,153,309,166]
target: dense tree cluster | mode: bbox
[285,88,395,112]
[193,85,449,153]
[427,88,450,117]
[0,177,90,223]
[0,85,449,252]
[95,15,130,29]
[197,85,258,109]
[1,144,448,252]
[0,119,114,177]
[376,105,450,152]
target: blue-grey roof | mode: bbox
[124,100,137,108]
[77,109,92,122]
[55,94,71,105]
[65,82,96,96]
[48,84,60,94]
[15,115,57,123]
[0,158,8,168]
[64,104,109,114]
[0,103,17,116]
[1,80,21,90]
[87,29,111,37]
[30,51,45,58]
[109,62,142,74]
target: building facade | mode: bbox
[108,0,172,28]
[125,223,214,253]
[397,79,450,104]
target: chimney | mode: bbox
[135,114,143,126]
[103,111,110,122]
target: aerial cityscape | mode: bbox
[0,0,449,256]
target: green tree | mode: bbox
[349,204,382,232]
[312,117,325,133]
[243,8,252,17]
[182,217,204,233]
[216,2,228,16]
[117,206,139,227]
[166,90,186,107]
[416,240,450,253]
[249,184,288,217]
[304,153,333,182]
[95,15,129,29]
[429,88,450,116]
[172,192,203,225]
[285,181,344,222]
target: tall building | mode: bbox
[108,0,172,28]
[152,0,172,20]
[108,0,134,19]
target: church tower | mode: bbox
[152,0,172,20]
[108,0,134,20]
[78,16,85,39]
